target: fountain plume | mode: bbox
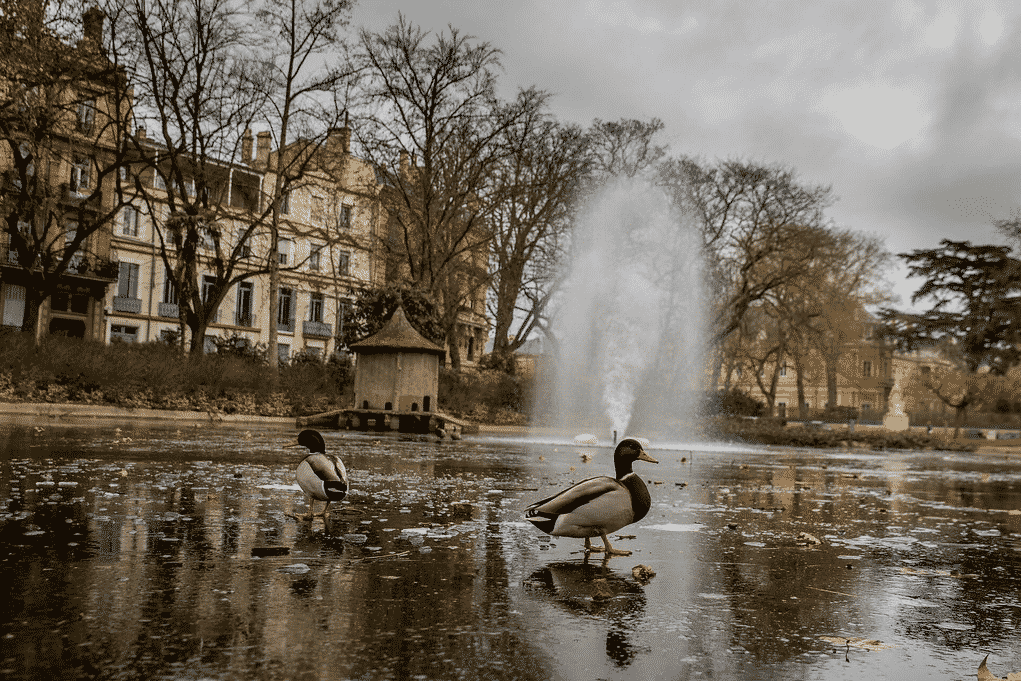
[543,176,705,439]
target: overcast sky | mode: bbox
[351,0,1020,309]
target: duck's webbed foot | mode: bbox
[600,532,632,557]
[584,537,604,553]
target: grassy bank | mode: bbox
[0,332,531,423]
[713,416,977,452]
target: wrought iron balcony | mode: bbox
[158,302,179,318]
[303,320,332,338]
[112,296,141,314]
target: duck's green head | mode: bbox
[288,429,326,454]
[613,437,657,478]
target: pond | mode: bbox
[1,421,1019,680]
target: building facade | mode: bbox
[1,6,122,340]
[3,10,489,365]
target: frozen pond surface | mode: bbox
[1,421,1020,680]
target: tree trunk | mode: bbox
[795,362,807,419]
[447,327,462,371]
[22,291,44,345]
[825,357,838,410]
[953,404,967,439]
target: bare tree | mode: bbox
[660,157,836,386]
[117,0,354,354]
[255,0,356,369]
[486,113,590,366]
[354,15,545,368]
[797,229,892,411]
[1,0,134,341]
[117,0,271,352]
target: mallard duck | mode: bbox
[525,437,658,556]
[287,429,348,520]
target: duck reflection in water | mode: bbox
[524,559,648,667]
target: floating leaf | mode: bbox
[978,655,1021,681]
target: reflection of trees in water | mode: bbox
[524,559,648,668]
[0,445,555,680]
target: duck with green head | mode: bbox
[525,437,658,556]
[286,429,348,520]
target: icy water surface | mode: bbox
[1,422,1020,680]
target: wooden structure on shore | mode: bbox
[295,408,475,438]
[297,305,476,438]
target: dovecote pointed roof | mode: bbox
[349,305,444,355]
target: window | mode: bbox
[118,262,140,299]
[236,281,254,326]
[121,205,140,237]
[65,224,83,269]
[201,274,216,303]
[237,234,251,258]
[338,204,352,230]
[278,343,290,363]
[70,156,91,195]
[309,244,321,271]
[278,287,293,331]
[863,360,872,377]
[309,292,324,323]
[280,191,290,215]
[779,362,787,377]
[278,238,291,266]
[110,324,138,343]
[163,275,178,304]
[200,227,216,250]
[337,251,350,277]
[311,196,325,226]
[77,99,95,134]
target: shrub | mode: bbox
[703,389,765,418]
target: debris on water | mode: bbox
[277,563,310,574]
[342,534,368,544]
[573,434,598,446]
[818,636,893,651]
[631,564,656,584]
[579,453,592,463]
[251,546,290,557]
[796,532,822,546]
[978,654,1021,681]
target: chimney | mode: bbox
[82,6,105,47]
[341,110,351,154]
[241,129,253,166]
[340,125,351,155]
[255,131,271,169]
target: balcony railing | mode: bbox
[158,302,179,318]
[113,296,142,314]
[235,312,256,327]
[303,320,332,338]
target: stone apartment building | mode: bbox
[105,124,387,361]
[1,6,123,340]
[2,9,489,365]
